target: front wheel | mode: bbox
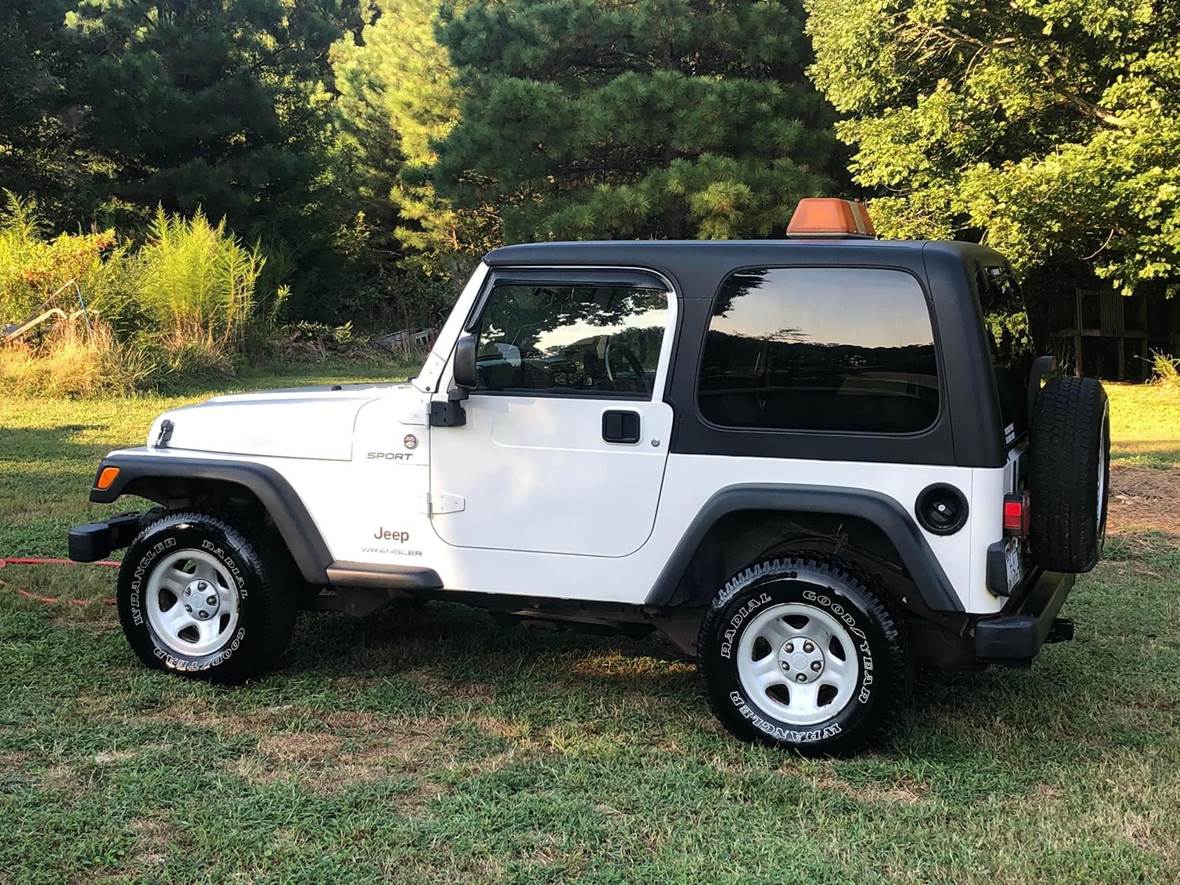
[117,511,297,683]
[698,557,911,755]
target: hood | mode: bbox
[147,383,416,461]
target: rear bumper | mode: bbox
[67,511,146,563]
[974,569,1076,665]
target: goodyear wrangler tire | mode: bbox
[117,512,297,683]
[1029,377,1110,573]
[698,557,910,755]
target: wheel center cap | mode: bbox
[181,579,220,621]
[778,637,825,684]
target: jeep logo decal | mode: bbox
[373,527,410,542]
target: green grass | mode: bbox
[2,373,1178,882]
[1107,381,1180,467]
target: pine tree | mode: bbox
[431,0,840,242]
[64,0,353,306]
[331,0,496,274]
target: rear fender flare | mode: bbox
[645,484,964,613]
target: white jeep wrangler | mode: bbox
[69,200,1110,754]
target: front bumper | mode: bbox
[974,568,1076,665]
[67,511,146,563]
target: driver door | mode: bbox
[428,268,675,557]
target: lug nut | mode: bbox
[803,641,814,653]
[198,582,207,591]
[785,642,794,653]
[183,587,191,597]
[795,673,806,682]
[184,604,192,613]
[198,610,209,619]
[811,661,822,672]
[780,661,790,671]
[206,595,217,605]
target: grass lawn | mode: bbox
[1,372,1178,883]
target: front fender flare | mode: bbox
[644,484,964,613]
[89,452,332,584]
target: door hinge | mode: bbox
[424,492,465,515]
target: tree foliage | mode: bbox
[0,1,92,226]
[432,0,840,243]
[330,0,495,273]
[66,0,342,228]
[807,0,1180,294]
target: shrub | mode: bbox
[1150,350,1180,389]
[0,191,136,331]
[0,320,147,397]
[134,207,263,349]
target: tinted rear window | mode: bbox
[698,267,939,434]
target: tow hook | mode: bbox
[1045,617,1074,644]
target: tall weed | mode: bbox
[134,207,263,348]
[0,191,135,329]
[0,320,147,397]
[1150,350,1180,389]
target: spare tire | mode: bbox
[1028,377,1110,572]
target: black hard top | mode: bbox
[483,237,1014,468]
[484,238,1007,300]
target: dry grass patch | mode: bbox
[92,749,137,765]
[140,699,293,735]
[1107,464,1180,537]
[802,765,930,805]
[402,666,495,701]
[128,817,170,872]
[570,651,696,680]
[232,713,484,795]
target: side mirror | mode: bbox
[452,332,478,390]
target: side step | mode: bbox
[324,561,443,591]
[302,562,444,617]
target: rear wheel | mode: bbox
[1029,377,1110,572]
[117,511,297,683]
[698,557,910,755]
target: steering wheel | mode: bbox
[604,341,648,393]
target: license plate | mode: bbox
[1004,537,1025,593]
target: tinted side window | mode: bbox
[977,263,1030,442]
[475,284,667,397]
[698,268,939,433]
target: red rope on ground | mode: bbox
[0,556,119,606]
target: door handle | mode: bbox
[602,410,641,444]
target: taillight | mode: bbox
[1003,493,1030,537]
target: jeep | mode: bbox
[69,199,1110,754]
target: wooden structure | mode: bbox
[1051,288,1149,379]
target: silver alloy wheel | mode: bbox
[736,602,860,726]
[145,549,239,657]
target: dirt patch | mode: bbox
[1107,465,1180,537]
